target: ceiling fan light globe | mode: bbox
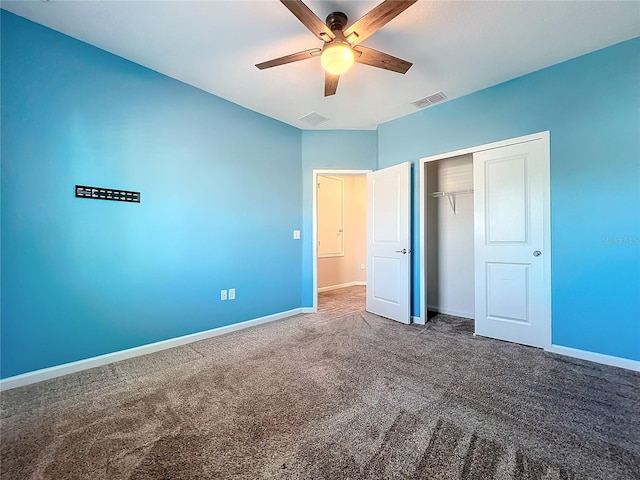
[321,42,355,75]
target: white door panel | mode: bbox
[485,156,528,243]
[367,163,411,324]
[474,139,549,348]
[317,175,344,257]
[485,263,529,322]
[372,256,401,303]
[372,174,401,242]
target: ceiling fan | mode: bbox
[256,0,418,96]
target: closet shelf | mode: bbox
[430,189,474,198]
[429,189,473,214]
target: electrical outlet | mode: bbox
[220,289,227,301]
[228,288,236,300]
[360,263,365,270]
[293,230,301,239]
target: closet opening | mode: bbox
[424,154,475,323]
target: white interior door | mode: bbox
[474,139,550,348]
[366,162,411,324]
[317,175,344,257]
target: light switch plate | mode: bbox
[293,230,301,239]
[220,289,227,301]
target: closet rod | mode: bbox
[430,189,474,198]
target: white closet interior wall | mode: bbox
[426,154,475,318]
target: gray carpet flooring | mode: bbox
[1,286,639,479]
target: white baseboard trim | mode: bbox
[7,309,635,391]
[317,281,366,293]
[0,308,308,391]
[546,344,640,372]
[411,316,424,325]
[427,305,475,320]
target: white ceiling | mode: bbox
[3,1,639,130]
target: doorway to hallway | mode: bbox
[313,170,369,311]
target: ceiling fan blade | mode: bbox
[255,48,321,70]
[354,46,412,74]
[325,72,339,96]
[344,0,418,45]
[281,0,336,42]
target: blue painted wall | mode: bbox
[300,130,377,307]
[1,12,303,378]
[378,38,640,361]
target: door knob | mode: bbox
[395,248,408,254]
[533,250,542,257]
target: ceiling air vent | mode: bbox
[299,112,329,126]
[411,91,447,109]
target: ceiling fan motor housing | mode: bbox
[325,12,348,32]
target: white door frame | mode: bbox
[312,169,372,312]
[418,132,551,348]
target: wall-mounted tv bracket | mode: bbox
[75,185,140,203]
